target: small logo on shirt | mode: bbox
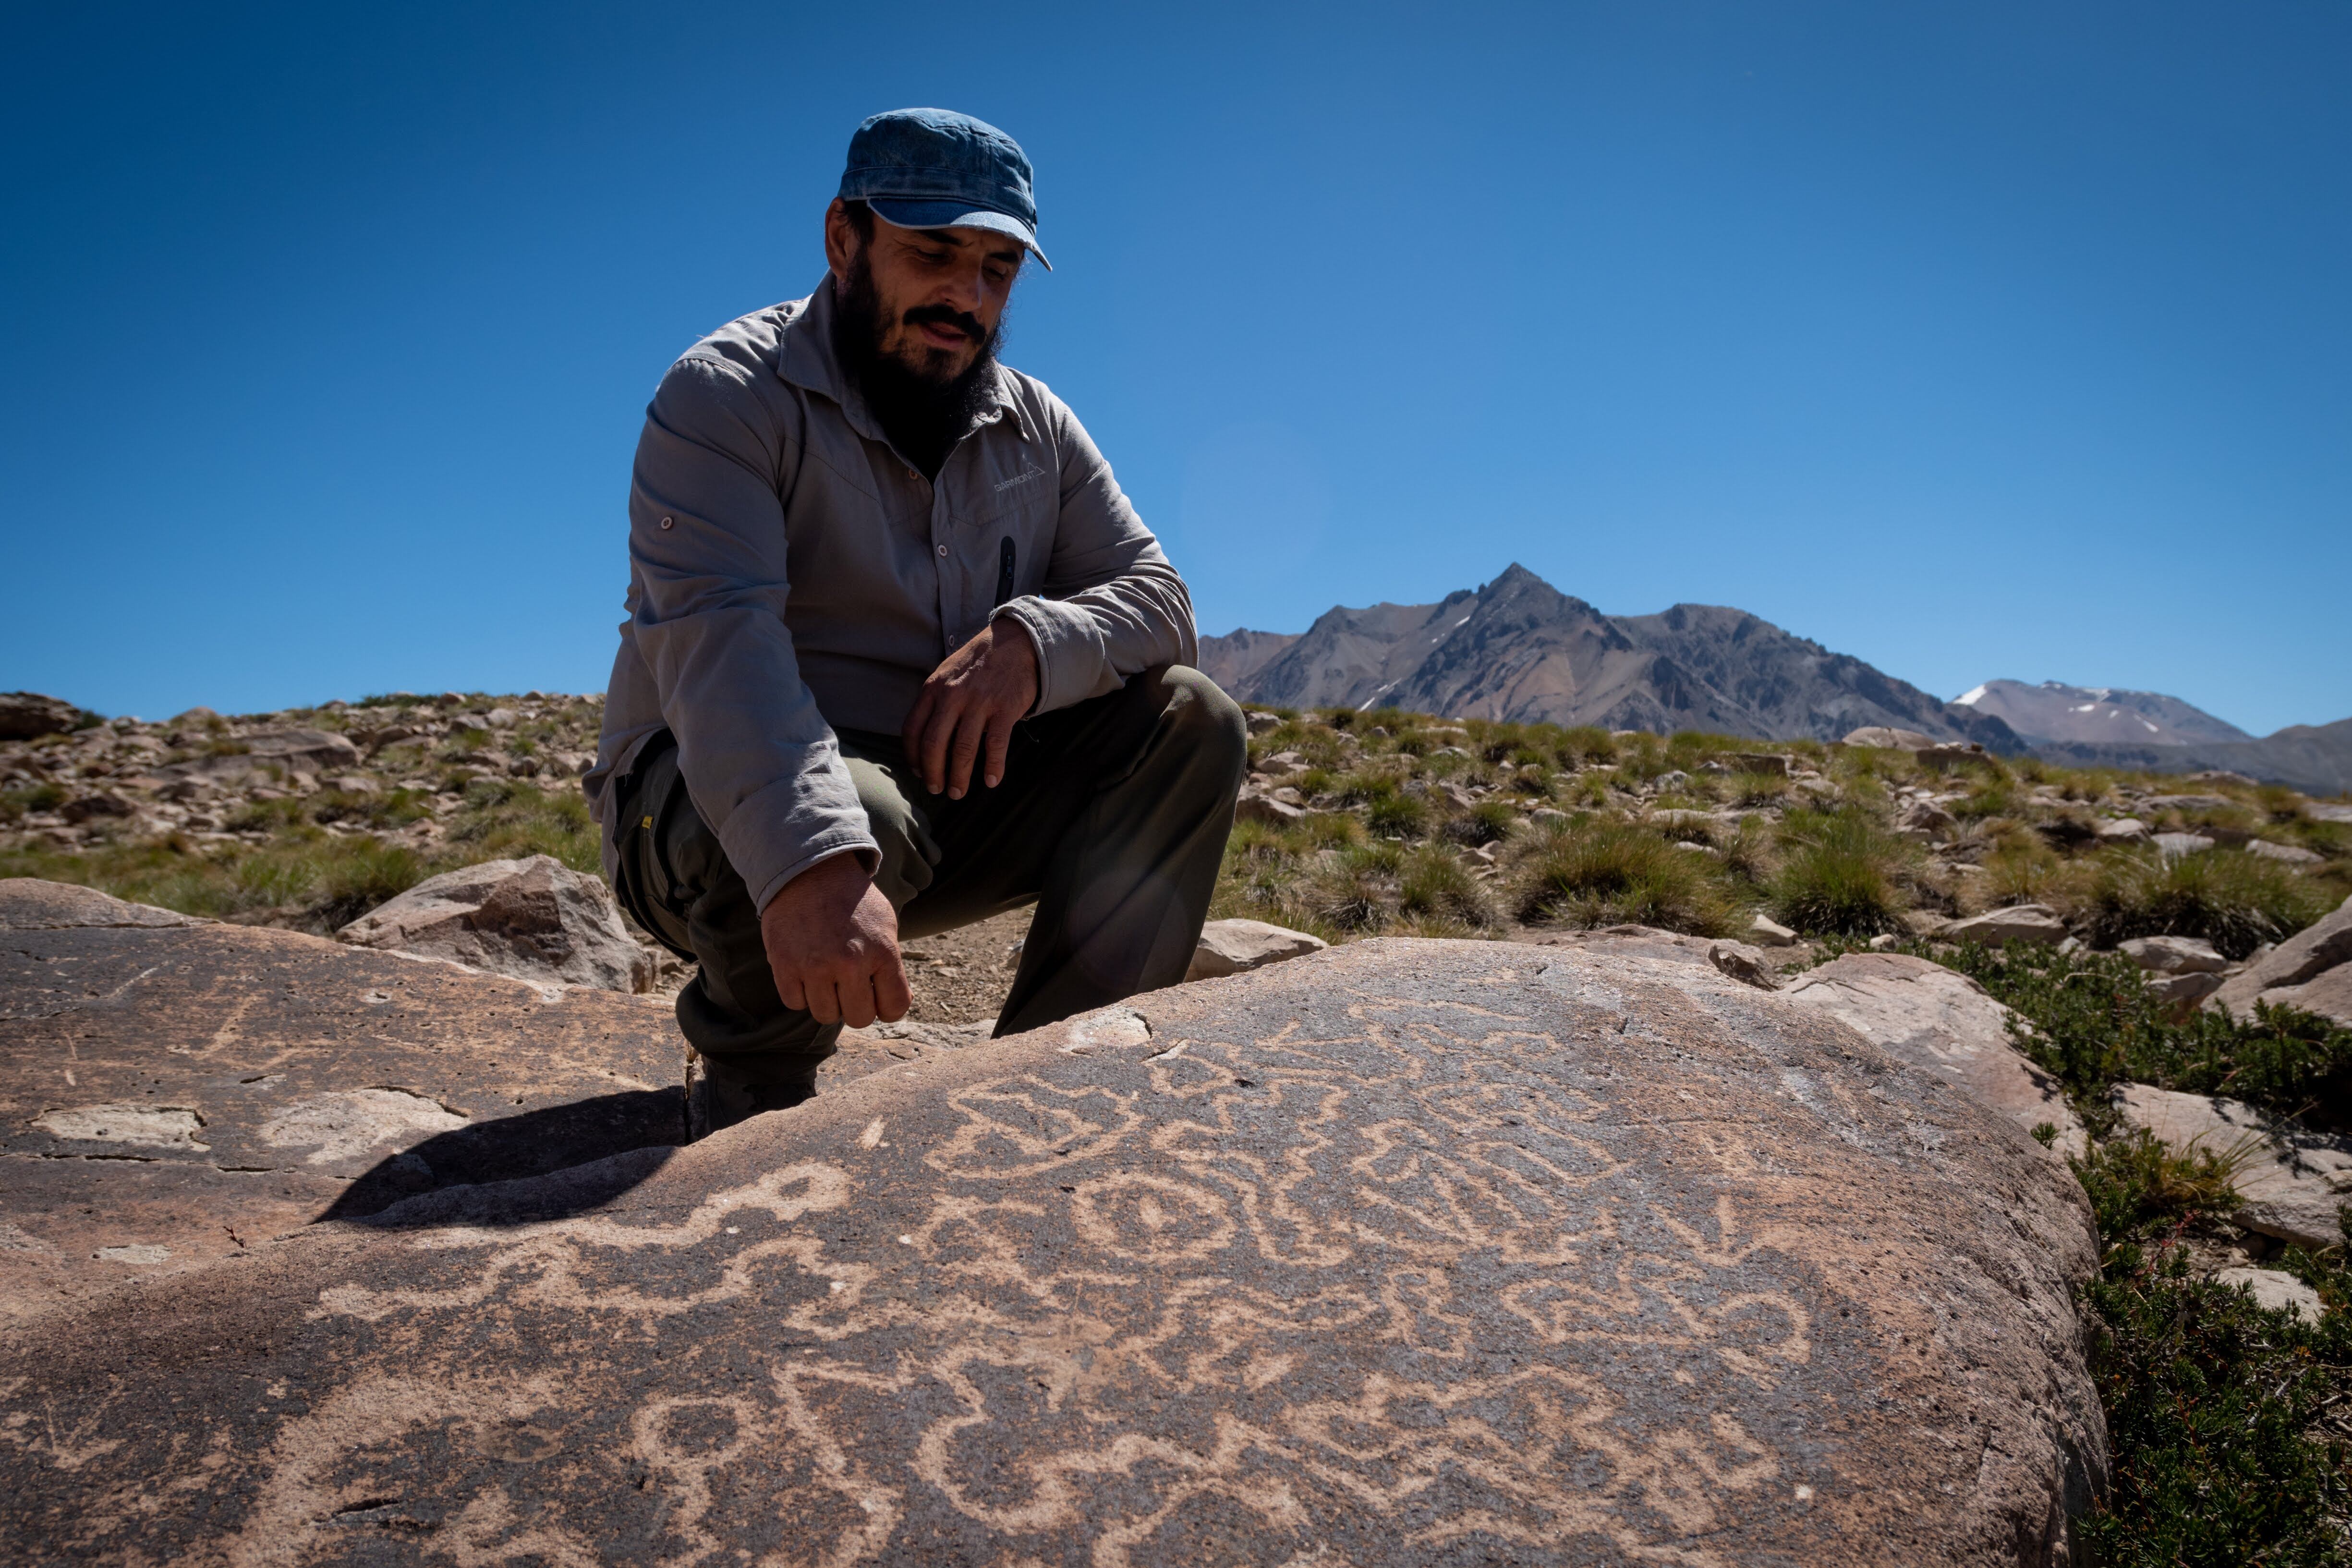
[994,463,1047,495]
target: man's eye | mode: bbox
[917,249,949,264]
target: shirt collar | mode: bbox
[776,275,1032,448]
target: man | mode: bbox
[587,108,1246,1136]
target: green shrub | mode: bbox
[2069,846,2336,960]
[1508,820,1733,935]
[1728,771,1787,807]
[1770,808,1910,936]
[1441,801,1518,847]
[1397,847,1496,930]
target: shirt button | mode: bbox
[936,544,948,557]
[658,515,674,530]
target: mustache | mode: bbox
[901,303,985,343]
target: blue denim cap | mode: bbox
[838,108,1050,270]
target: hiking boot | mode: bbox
[684,1051,818,1141]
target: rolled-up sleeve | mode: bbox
[994,401,1199,715]
[626,353,877,912]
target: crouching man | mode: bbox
[587,108,1246,1136]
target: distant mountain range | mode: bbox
[1952,679,2252,748]
[1197,564,2027,751]
[1198,566,2352,795]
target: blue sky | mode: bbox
[3,1,2346,734]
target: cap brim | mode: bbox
[867,199,1051,270]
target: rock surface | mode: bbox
[2110,1083,2352,1250]
[1783,953,2084,1156]
[0,692,81,741]
[0,938,2102,1565]
[1943,904,2070,948]
[2214,1265,2323,1324]
[1183,917,1327,981]
[2119,935,2227,975]
[0,879,687,1326]
[2211,893,2352,1020]
[337,853,654,994]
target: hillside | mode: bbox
[1200,564,2027,751]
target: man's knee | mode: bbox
[1156,665,1248,786]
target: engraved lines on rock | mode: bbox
[276,999,1819,1566]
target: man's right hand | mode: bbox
[758,853,910,1029]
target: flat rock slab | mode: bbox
[1782,953,2085,1156]
[0,938,2102,1566]
[0,879,688,1325]
[2111,1082,2352,1250]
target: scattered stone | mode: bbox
[483,707,520,729]
[1242,710,1283,734]
[338,855,653,994]
[2306,803,2352,826]
[1233,786,1307,826]
[323,773,380,794]
[0,938,2104,1563]
[1705,939,1779,989]
[1896,799,1957,839]
[1943,904,2070,947]
[1842,726,1939,750]
[1185,918,1328,982]
[1728,752,1788,776]
[2153,832,2215,858]
[2110,1083,2352,1250]
[0,878,685,1325]
[1747,913,1799,947]
[58,791,135,824]
[2119,935,2227,975]
[1784,952,2084,1155]
[2211,894,2352,1019]
[2096,817,2150,843]
[2142,794,2236,813]
[2247,839,2323,866]
[0,692,83,741]
[2214,1266,2323,1324]
[2146,971,2225,1008]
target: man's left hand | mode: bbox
[902,616,1040,798]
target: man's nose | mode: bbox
[940,255,993,316]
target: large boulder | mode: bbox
[0,938,2104,1564]
[0,879,687,1327]
[1782,952,2084,1155]
[2210,893,2352,1020]
[158,726,362,782]
[0,691,81,741]
[2110,1083,2352,1250]
[337,854,654,994]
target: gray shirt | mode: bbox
[589,278,1198,913]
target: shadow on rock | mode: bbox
[322,1088,685,1223]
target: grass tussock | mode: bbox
[1506,819,1734,935]
[1769,808,1913,937]
[2064,846,2339,960]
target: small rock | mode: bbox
[2153,832,2214,859]
[2305,803,2352,826]
[2143,794,2235,813]
[337,855,653,994]
[1943,904,2069,947]
[1233,788,1307,827]
[59,793,135,824]
[1185,918,1328,982]
[1747,914,1799,948]
[2247,839,2323,866]
[483,707,520,729]
[2146,971,2225,1007]
[1706,941,1780,989]
[2119,935,2227,975]
[1242,711,1283,734]
[1896,799,1957,839]
[1867,934,1901,951]
[1841,727,1940,751]
[2110,1083,2352,1250]
[1728,753,1789,776]
[1654,770,1689,789]
[2213,1266,2323,1324]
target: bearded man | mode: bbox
[589,108,1245,1135]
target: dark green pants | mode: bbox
[609,665,1245,1091]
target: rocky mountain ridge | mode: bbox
[1200,564,2027,751]
[1952,678,2252,748]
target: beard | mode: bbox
[831,253,1005,480]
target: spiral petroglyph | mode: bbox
[1,938,2102,1565]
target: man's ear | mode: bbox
[823,198,859,286]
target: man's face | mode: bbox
[824,200,1025,385]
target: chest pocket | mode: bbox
[964,451,1055,601]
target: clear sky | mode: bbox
[4,1,2346,735]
